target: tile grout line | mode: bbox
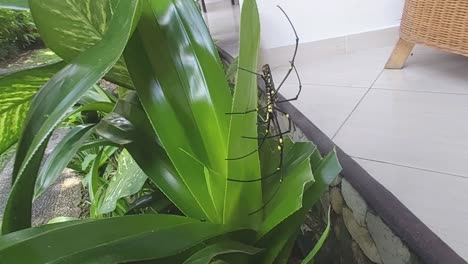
[277,81,369,90]
[331,68,385,140]
[372,86,468,96]
[353,156,468,180]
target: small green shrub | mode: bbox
[0,9,41,62]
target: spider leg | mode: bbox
[228,112,285,182]
[247,112,286,215]
[225,117,271,161]
[238,67,264,78]
[225,105,267,115]
[272,5,299,96]
[248,183,281,215]
[275,64,302,104]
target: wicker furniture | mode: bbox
[385,0,468,69]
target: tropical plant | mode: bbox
[0,8,41,62]
[0,0,342,263]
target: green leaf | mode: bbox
[0,215,249,263]
[224,0,263,227]
[256,150,341,263]
[81,154,97,171]
[47,216,80,224]
[303,149,342,210]
[124,0,232,223]
[2,0,141,234]
[0,0,28,10]
[183,240,262,264]
[98,149,148,214]
[0,62,65,156]
[34,124,94,199]
[67,101,115,119]
[79,84,112,105]
[29,0,135,88]
[96,91,208,220]
[88,149,104,218]
[1,137,49,235]
[301,207,332,264]
[259,140,316,236]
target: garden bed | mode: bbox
[219,48,466,264]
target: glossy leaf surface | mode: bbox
[96,91,207,219]
[34,124,94,198]
[98,149,148,214]
[2,0,140,234]
[183,240,262,264]
[0,215,246,263]
[0,62,65,155]
[224,0,262,227]
[259,139,316,236]
[258,150,340,263]
[29,0,134,87]
[124,0,232,223]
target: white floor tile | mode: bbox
[355,158,468,261]
[270,47,392,88]
[345,27,399,54]
[334,89,468,177]
[279,83,367,137]
[203,0,240,53]
[374,46,468,94]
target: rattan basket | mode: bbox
[400,0,468,56]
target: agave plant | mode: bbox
[0,0,341,263]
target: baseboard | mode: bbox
[260,26,400,67]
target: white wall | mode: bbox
[255,0,405,49]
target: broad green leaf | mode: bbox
[0,0,28,10]
[0,214,248,263]
[29,0,134,88]
[47,216,80,224]
[79,84,112,105]
[183,240,262,264]
[2,0,141,234]
[0,219,92,251]
[224,0,262,227]
[67,101,114,119]
[259,139,316,236]
[88,149,104,218]
[34,124,94,198]
[125,191,172,215]
[124,0,232,223]
[1,137,49,234]
[256,150,341,264]
[98,149,148,214]
[81,154,97,171]
[301,207,332,264]
[79,138,119,151]
[0,62,65,156]
[303,150,341,210]
[96,91,208,220]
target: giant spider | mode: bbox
[226,5,302,215]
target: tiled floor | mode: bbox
[203,0,468,260]
[202,0,239,56]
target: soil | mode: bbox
[0,48,61,76]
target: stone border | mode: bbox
[218,47,466,264]
[322,176,421,263]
